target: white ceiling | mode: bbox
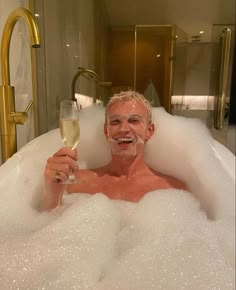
[104,0,235,41]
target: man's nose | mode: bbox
[119,120,130,131]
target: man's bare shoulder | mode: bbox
[149,167,187,190]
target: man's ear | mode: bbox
[145,123,154,141]
[104,123,108,139]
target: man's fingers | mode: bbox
[53,170,68,182]
[48,156,78,171]
[54,147,78,160]
[45,147,79,183]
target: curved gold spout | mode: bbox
[71,67,112,104]
[0,8,40,163]
[71,67,100,102]
[1,8,40,86]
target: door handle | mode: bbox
[214,28,232,130]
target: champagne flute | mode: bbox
[59,100,80,184]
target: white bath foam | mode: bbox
[0,130,62,238]
[98,191,235,289]
[77,105,235,219]
[0,193,121,289]
[78,105,111,169]
[0,104,235,289]
[0,191,235,289]
[144,108,235,219]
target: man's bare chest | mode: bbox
[68,174,170,202]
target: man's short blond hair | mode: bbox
[105,91,152,123]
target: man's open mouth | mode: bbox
[114,137,136,144]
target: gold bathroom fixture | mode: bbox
[0,8,40,162]
[71,67,112,103]
[214,27,231,130]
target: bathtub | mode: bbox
[0,105,235,289]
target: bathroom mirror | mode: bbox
[30,0,235,135]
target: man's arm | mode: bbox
[43,148,78,211]
[43,180,65,210]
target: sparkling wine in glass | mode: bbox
[59,100,80,184]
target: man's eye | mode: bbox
[110,120,120,125]
[129,118,140,124]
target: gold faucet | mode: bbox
[0,8,40,163]
[71,67,112,103]
[71,67,100,102]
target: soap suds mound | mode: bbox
[0,191,234,289]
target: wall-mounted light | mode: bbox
[199,30,204,34]
[156,54,161,58]
[34,13,40,17]
[66,44,70,47]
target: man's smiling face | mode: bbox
[104,100,154,157]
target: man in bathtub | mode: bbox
[44,91,186,210]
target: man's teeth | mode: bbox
[116,137,134,143]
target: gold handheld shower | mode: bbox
[0,7,40,163]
